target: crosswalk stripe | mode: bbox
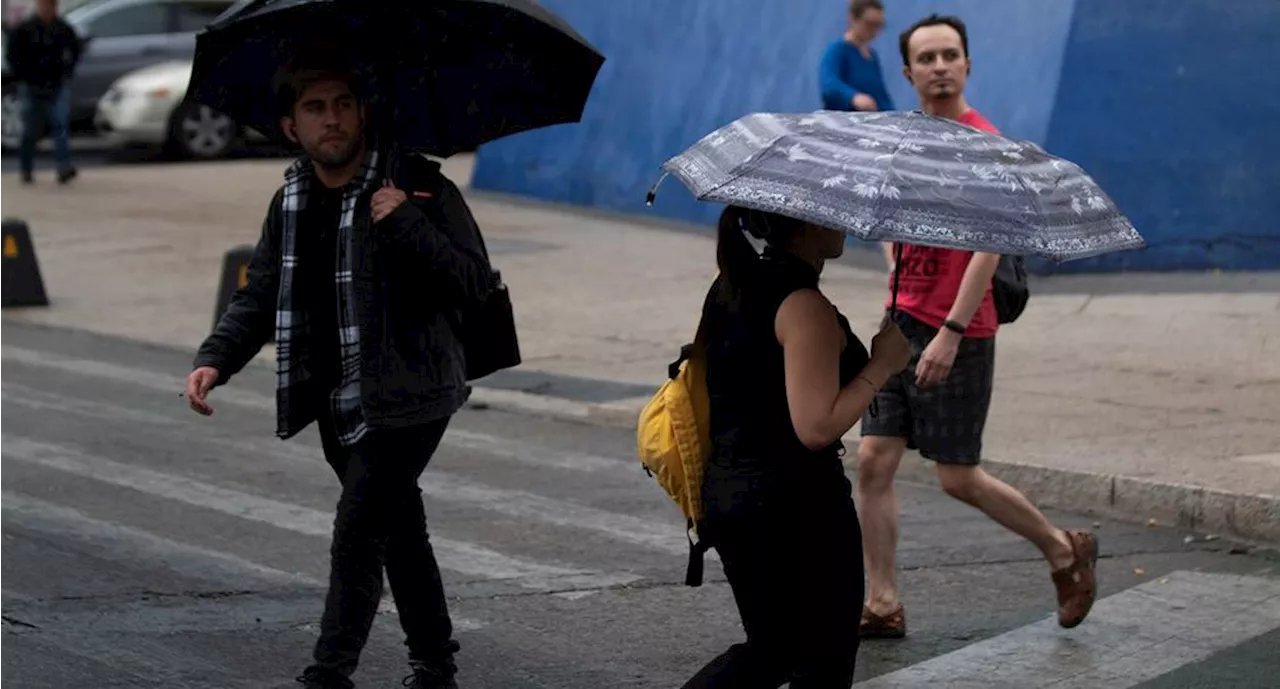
[423,473,694,557]
[2,491,487,631]
[2,345,277,409]
[2,345,630,474]
[1,373,698,561]
[852,570,1280,688]
[2,381,183,427]
[2,490,318,588]
[443,428,623,473]
[3,437,643,593]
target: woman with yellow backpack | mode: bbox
[673,205,911,688]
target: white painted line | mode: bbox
[1234,452,1280,468]
[2,491,485,631]
[2,381,182,427]
[3,437,642,593]
[423,473,698,558]
[3,346,696,562]
[1,345,277,411]
[2,490,318,588]
[852,570,1280,688]
[3,380,692,559]
[3,346,626,474]
[444,428,623,472]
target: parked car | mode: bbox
[2,0,244,149]
[95,58,263,158]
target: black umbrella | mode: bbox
[183,0,605,159]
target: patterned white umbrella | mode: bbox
[651,110,1145,262]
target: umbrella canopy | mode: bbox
[184,0,605,157]
[657,110,1145,262]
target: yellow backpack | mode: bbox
[636,317,712,586]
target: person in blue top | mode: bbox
[819,0,894,112]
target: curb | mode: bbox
[463,389,1280,549]
[889,454,1280,549]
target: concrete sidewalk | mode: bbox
[2,157,1278,545]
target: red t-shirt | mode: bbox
[883,108,999,338]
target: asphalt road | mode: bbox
[3,320,1279,688]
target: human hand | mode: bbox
[853,93,879,111]
[185,366,220,416]
[869,320,911,375]
[915,330,961,388]
[371,179,408,224]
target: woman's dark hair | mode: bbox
[715,205,806,301]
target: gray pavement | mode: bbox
[3,319,1280,688]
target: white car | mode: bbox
[94,59,263,159]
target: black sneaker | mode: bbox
[401,664,458,689]
[296,667,354,689]
[57,167,77,185]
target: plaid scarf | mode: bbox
[275,147,381,446]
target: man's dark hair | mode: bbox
[273,43,362,118]
[850,0,883,19]
[898,13,969,66]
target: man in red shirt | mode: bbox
[854,14,1099,639]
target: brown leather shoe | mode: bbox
[860,604,906,639]
[1051,530,1099,628]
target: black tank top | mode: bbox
[700,248,871,509]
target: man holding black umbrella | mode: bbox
[854,14,1099,640]
[184,46,493,689]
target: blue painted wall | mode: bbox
[1034,0,1280,273]
[472,0,1279,272]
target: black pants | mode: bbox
[683,478,865,689]
[304,415,458,680]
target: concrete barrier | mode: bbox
[2,218,50,309]
[212,244,273,342]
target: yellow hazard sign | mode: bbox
[3,234,18,259]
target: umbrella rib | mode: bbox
[1008,158,1048,257]
[690,133,791,202]
[864,114,915,242]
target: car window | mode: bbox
[174,2,235,32]
[86,4,170,38]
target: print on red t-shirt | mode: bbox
[883,108,1000,339]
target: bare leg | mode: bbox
[855,436,908,615]
[935,465,1074,570]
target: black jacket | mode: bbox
[6,16,82,93]
[194,154,495,434]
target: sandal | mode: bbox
[860,603,906,639]
[1051,529,1100,628]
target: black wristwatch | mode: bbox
[942,319,966,335]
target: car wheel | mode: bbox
[169,103,237,159]
[2,91,24,150]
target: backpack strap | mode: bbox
[667,309,709,380]
[686,312,711,586]
[686,518,708,587]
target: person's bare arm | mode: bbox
[881,242,896,271]
[945,251,1000,326]
[914,251,1001,387]
[776,289,902,450]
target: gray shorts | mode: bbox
[859,311,995,465]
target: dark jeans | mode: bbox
[18,84,72,178]
[304,415,459,680]
[683,473,865,688]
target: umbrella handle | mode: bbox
[890,242,903,316]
